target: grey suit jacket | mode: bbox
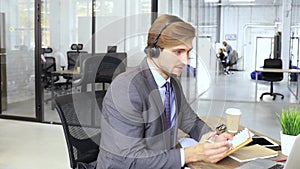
[97,57,211,169]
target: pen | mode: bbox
[206,133,218,143]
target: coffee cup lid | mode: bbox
[225,108,241,115]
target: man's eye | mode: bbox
[174,50,182,55]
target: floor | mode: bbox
[0,70,298,169]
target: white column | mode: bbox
[281,0,292,69]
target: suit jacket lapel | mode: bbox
[139,58,165,126]
[171,77,181,117]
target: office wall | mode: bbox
[220,1,300,72]
[221,5,280,71]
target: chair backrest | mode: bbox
[229,50,238,66]
[41,56,58,87]
[262,58,283,82]
[55,91,106,168]
[73,52,127,90]
[95,52,127,83]
[43,56,56,73]
[66,51,88,70]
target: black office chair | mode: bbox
[64,43,87,84]
[73,52,127,92]
[41,57,69,97]
[260,58,284,100]
[42,56,59,89]
[55,91,106,169]
[95,52,127,90]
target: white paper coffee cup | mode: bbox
[225,108,241,133]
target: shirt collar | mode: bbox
[147,58,170,88]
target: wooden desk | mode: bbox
[51,70,79,75]
[187,116,285,169]
[254,68,300,101]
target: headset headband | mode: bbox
[151,17,183,48]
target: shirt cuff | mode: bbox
[180,148,185,167]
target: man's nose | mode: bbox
[180,53,189,65]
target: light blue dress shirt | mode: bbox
[146,59,176,126]
[146,58,185,166]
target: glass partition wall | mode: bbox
[0,0,220,123]
[40,0,94,122]
[40,0,152,123]
[0,0,37,120]
[2,0,299,123]
[159,0,219,103]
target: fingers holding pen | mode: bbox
[201,139,232,163]
[203,140,231,152]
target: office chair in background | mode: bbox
[260,58,284,100]
[64,44,87,84]
[41,47,70,102]
[95,52,127,90]
[73,52,127,92]
[42,56,58,89]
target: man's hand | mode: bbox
[184,132,232,164]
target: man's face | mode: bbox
[155,41,193,78]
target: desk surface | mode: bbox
[255,68,300,73]
[187,116,285,169]
[254,68,300,101]
[51,70,79,75]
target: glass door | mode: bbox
[41,0,93,123]
[0,0,37,120]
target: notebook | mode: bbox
[229,144,278,162]
[224,128,254,157]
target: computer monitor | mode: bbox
[107,46,117,53]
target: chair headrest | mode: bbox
[71,44,83,51]
[42,47,53,54]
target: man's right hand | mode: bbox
[184,132,232,164]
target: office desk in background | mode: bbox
[186,116,286,169]
[255,68,300,102]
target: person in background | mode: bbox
[222,41,232,58]
[222,41,235,74]
[217,48,230,75]
[97,14,232,169]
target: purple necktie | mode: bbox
[164,82,171,128]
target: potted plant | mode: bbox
[276,107,300,156]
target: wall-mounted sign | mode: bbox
[225,34,237,40]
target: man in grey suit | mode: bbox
[97,14,232,169]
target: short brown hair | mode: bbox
[146,14,195,49]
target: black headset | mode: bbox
[145,17,183,58]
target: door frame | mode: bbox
[0,0,43,122]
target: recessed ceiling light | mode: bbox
[204,0,219,2]
[229,0,255,2]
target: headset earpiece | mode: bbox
[144,46,160,58]
[149,47,160,58]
